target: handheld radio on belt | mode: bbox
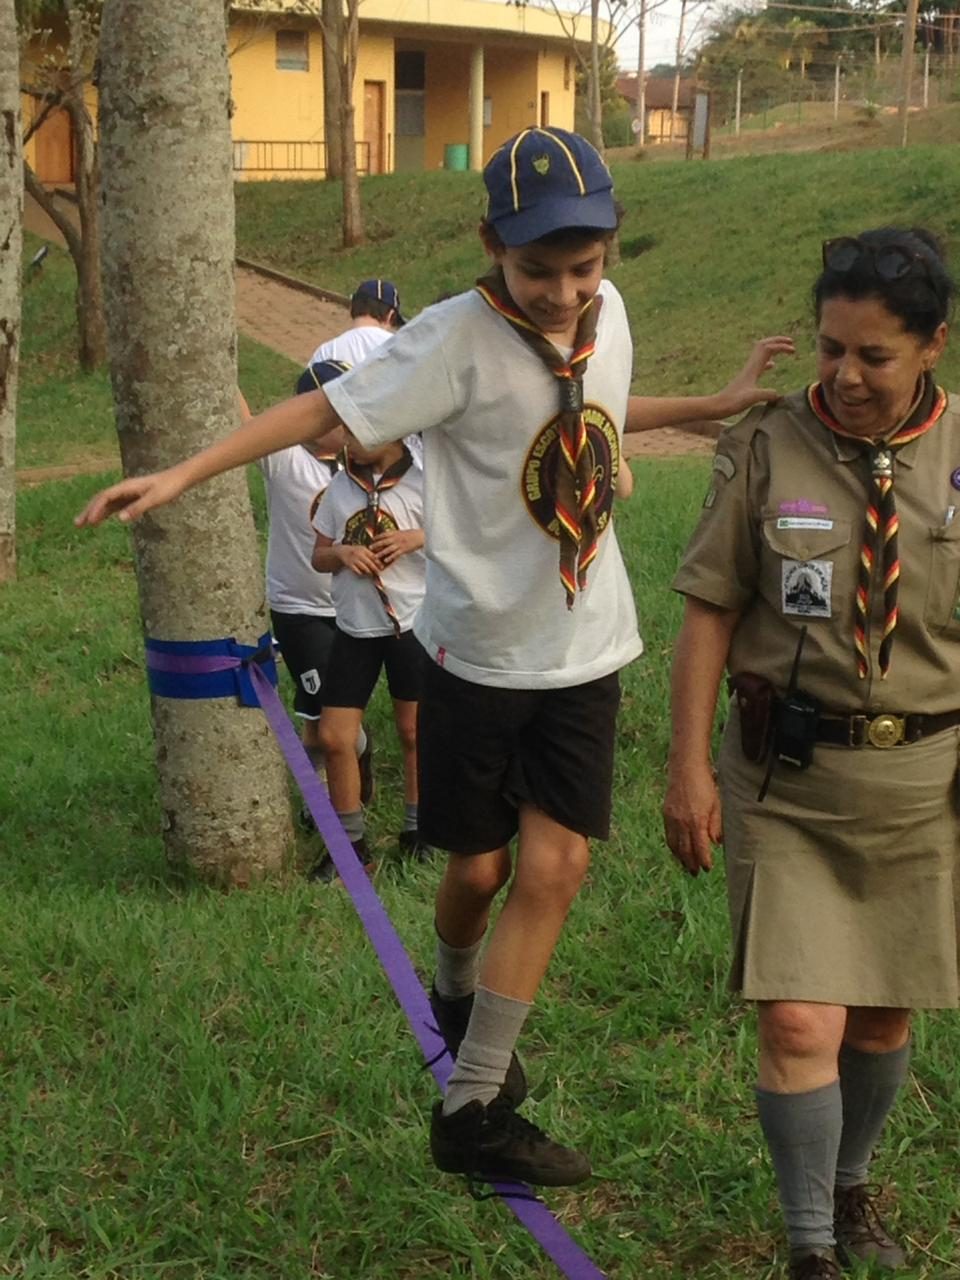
[758,625,820,801]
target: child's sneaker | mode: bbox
[397,829,432,860]
[429,986,527,1108]
[308,837,373,883]
[430,1096,591,1187]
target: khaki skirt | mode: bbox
[718,704,960,1008]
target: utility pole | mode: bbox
[670,0,689,142]
[634,0,647,148]
[898,0,920,146]
[833,55,841,121]
[735,66,743,137]
[922,42,930,108]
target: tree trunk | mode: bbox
[588,0,604,152]
[0,0,21,585]
[670,0,688,142]
[321,0,343,179]
[98,0,294,885]
[635,0,647,148]
[65,0,107,371]
[340,0,364,247]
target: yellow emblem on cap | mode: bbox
[532,154,551,176]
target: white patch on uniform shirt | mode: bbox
[300,668,322,696]
[782,559,832,618]
[712,453,736,481]
[776,517,835,531]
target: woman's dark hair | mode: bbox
[813,226,955,340]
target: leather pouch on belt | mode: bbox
[728,672,774,764]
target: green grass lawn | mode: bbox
[9,147,960,1277]
[234,143,960,402]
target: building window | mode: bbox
[395,50,426,91]
[483,97,493,128]
[276,30,309,72]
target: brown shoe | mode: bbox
[834,1184,907,1269]
[789,1249,842,1279]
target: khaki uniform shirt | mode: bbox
[673,387,960,712]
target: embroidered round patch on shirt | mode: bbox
[344,505,399,544]
[951,466,960,491]
[522,405,619,541]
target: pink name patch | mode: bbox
[779,499,829,516]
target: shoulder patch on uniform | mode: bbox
[712,453,736,481]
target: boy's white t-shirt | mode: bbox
[309,325,392,368]
[324,281,643,689]
[312,464,426,638]
[258,447,337,616]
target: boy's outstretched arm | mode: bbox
[75,389,341,527]
[625,336,795,434]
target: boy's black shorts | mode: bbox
[417,662,622,854]
[322,626,424,710]
[270,611,337,719]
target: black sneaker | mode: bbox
[834,1184,907,1269]
[789,1250,842,1280]
[430,1096,591,1187]
[308,836,373,883]
[397,829,433,860]
[358,727,374,807]
[429,986,527,1108]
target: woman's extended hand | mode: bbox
[74,467,188,527]
[663,760,722,877]
[713,335,796,418]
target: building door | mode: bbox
[540,92,550,127]
[33,105,74,185]
[395,50,425,172]
[363,80,386,174]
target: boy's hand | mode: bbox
[337,544,383,576]
[74,468,188,527]
[713,335,796,418]
[369,529,423,566]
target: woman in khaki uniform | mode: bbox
[664,227,957,1280]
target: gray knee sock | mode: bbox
[355,725,367,756]
[835,1041,910,1189]
[442,985,531,1116]
[756,1081,843,1253]
[434,928,483,1001]
[339,809,365,843]
[404,802,418,833]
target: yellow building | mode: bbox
[22,2,588,186]
[229,0,584,179]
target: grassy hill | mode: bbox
[235,141,960,396]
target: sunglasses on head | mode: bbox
[822,236,933,286]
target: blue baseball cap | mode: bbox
[353,278,406,326]
[295,358,351,396]
[483,127,617,247]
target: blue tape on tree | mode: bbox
[145,634,277,708]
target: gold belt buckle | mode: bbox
[866,713,905,749]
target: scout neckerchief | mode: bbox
[343,446,414,637]
[807,376,948,679]
[475,266,602,610]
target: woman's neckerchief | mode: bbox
[475,265,602,610]
[343,445,414,637]
[807,375,948,679]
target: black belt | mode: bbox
[815,709,960,749]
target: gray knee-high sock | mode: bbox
[442,986,531,1117]
[835,1041,910,1189]
[756,1081,843,1254]
[434,928,483,1000]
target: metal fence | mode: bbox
[232,139,372,176]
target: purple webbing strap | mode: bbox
[144,644,606,1279]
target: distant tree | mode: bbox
[1,0,21,584]
[98,0,295,885]
[17,0,106,371]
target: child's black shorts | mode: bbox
[270,611,337,720]
[417,661,622,853]
[322,626,424,709]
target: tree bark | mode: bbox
[670,0,689,142]
[99,0,294,885]
[340,0,364,247]
[588,0,604,151]
[321,0,343,179]
[0,0,21,584]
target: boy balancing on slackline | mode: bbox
[76,126,793,1188]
